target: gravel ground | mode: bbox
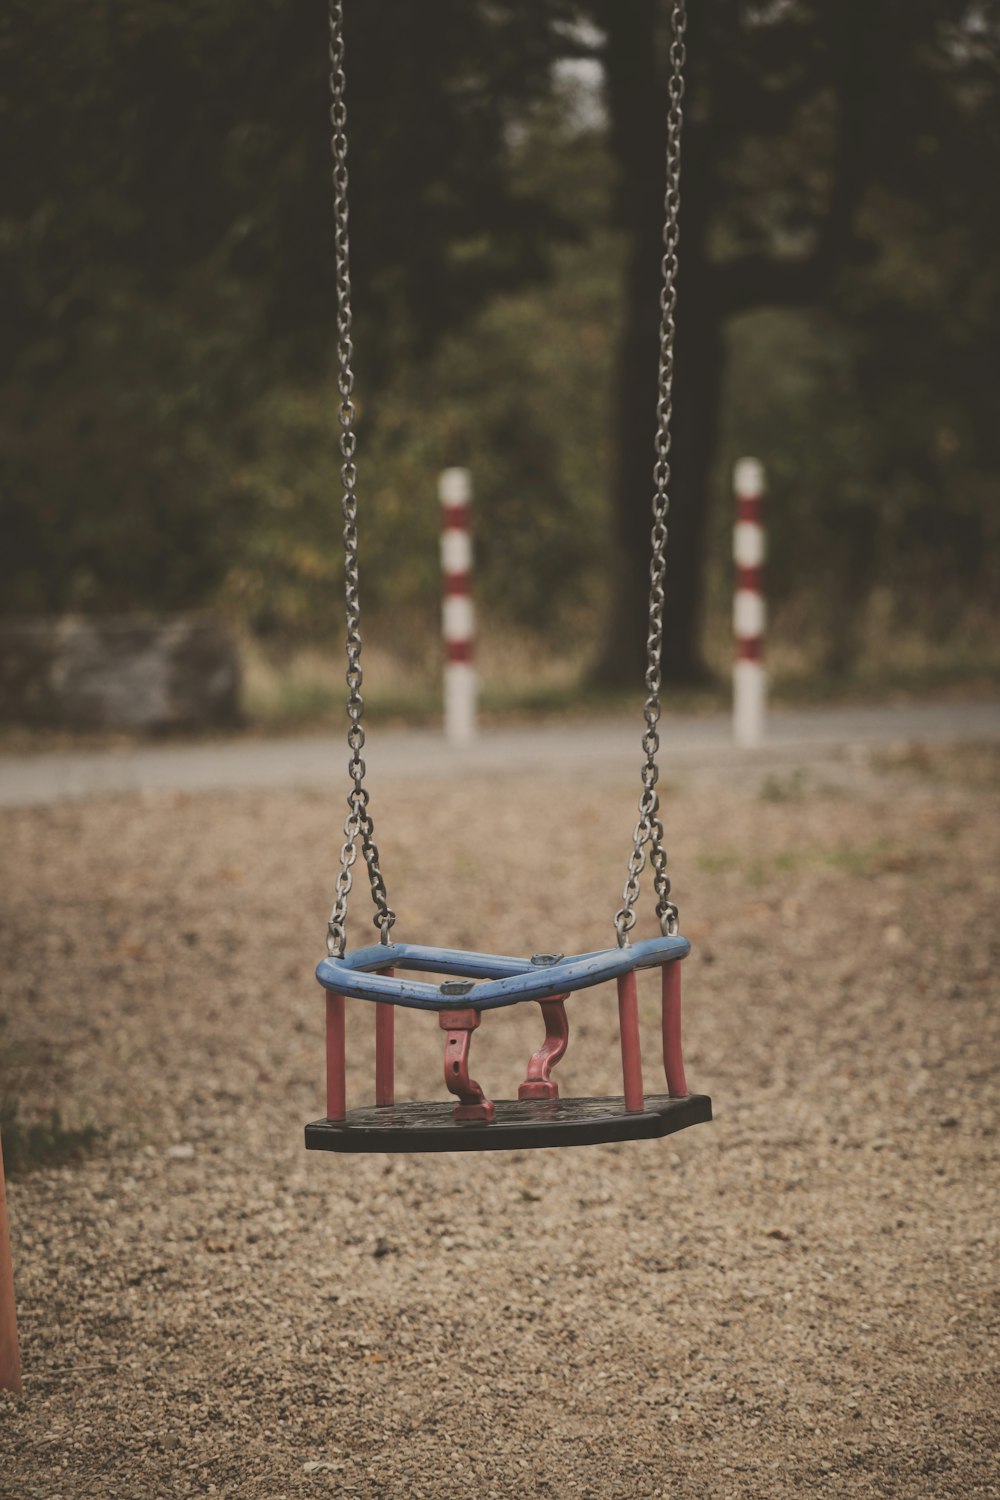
[1,741,997,1498]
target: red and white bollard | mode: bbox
[439,467,477,745]
[732,457,767,747]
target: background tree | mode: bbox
[1,1,997,692]
[0,0,572,617]
[589,0,999,682]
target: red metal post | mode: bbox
[439,1009,495,1124]
[0,1131,22,1395]
[661,961,689,1098]
[325,992,346,1122]
[518,997,570,1101]
[374,968,395,1107]
[616,972,645,1112]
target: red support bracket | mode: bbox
[518,996,570,1101]
[439,1009,495,1124]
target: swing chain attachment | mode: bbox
[326,0,395,959]
[615,0,687,949]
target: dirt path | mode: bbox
[1,743,997,1497]
[2,697,998,808]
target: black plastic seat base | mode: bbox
[305,1093,712,1154]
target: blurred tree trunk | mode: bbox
[822,503,880,678]
[592,0,719,687]
[590,0,882,688]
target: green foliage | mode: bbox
[0,0,576,620]
[757,770,808,804]
[221,119,622,644]
[1,283,254,613]
[0,1102,100,1176]
[0,1012,100,1172]
[0,0,998,683]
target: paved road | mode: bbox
[0,698,996,808]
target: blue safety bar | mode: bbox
[315,935,690,1011]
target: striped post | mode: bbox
[733,458,767,747]
[439,467,477,745]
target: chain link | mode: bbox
[325,0,395,958]
[323,0,684,954]
[615,0,687,947]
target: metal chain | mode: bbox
[614,0,687,947]
[325,0,395,958]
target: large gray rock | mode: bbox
[0,615,241,729]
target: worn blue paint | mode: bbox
[315,935,690,1011]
